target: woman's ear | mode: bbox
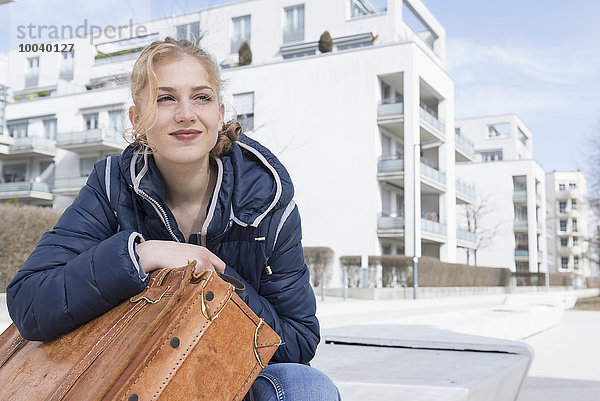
[129,106,140,128]
[219,103,225,131]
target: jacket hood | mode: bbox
[118,134,294,240]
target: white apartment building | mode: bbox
[455,115,547,283]
[546,171,592,287]
[0,0,477,277]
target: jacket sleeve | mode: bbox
[223,203,320,364]
[6,163,148,342]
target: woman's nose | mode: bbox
[175,100,196,123]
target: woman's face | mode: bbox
[131,55,223,167]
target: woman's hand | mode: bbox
[136,240,226,274]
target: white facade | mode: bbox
[0,0,478,279]
[546,171,593,287]
[455,114,533,163]
[455,160,547,277]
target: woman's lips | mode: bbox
[170,129,202,141]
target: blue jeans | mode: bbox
[247,363,341,401]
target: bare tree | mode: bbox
[463,194,499,266]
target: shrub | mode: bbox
[238,41,252,66]
[0,204,62,291]
[304,247,334,287]
[318,31,333,53]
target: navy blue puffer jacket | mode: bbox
[7,134,320,364]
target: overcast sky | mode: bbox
[1,0,599,184]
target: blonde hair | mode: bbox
[129,37,240,156]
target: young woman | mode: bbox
[7,37,340,401]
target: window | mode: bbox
[558,183,566,191]
[26,57,39,87]
[516,262,528,273]
[455,127,461,135]
[84,113,99,130]
[560,220,567,231]
[283,4,305,43]
[231,15,251,53]
[60,51,74,81]
[569,182,577,189]
[108,110,124,133]
[233,92,254,132]
[177,21,200,43]
[39,160,55,182]
[559,201,567,213]
[350,0,385,18]
[572,237,578,246]
[380,81,391,104]
[560,238,568,247]
[571,199,577,210]
[561,257,569,269]
[487,122,510,137]
[381,244,392,255]
[572,219,578,232]
[381,188,391,216]
[381,134,391,159]
[2,163,26,182]
[481,150,503,162]
[574,256,579,269]
[8,122,28,138]
[43,118,57,140]
[79,157,97,177]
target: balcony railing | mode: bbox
[514,219,528,228]
[537,221,543,231]
[11,136,56,150]
[378,158,404,173]
[537,251,543,260]
[283,29,304,44]
[420,163,446,185]
[455,178,475,199]
[0,181,52,193]
[536,192,542,203]
[457,229,476,243]
[421,218,446,235]
[377,102,404,117]
[515,249,529,257]
[454,133,475,155]
[53,176,88,190]
[419,106,445,134]
[378,216,404,230]
[57,128,123,146]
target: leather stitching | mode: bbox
[49,300,147,401]
[123,278,212,401]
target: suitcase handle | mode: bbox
[217,273,245,294]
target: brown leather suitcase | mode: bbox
[0,262,281,400]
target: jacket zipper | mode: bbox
[136,188,180,242]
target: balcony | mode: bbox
[0,135,14,155]
[514,219,528,231]
[537,251,543,261]
[515,249,529,260]
[420,163,446,192]
[455,133,475,162]
[1,136,56,159]
[56,128,126,153]
[421,218,446,239]
[455,178,475,204]
[377,102,404,130]
[378,158,404,173]
[419,106,445,140]
[456,229,476,248]
[0,181,53,204]
[53,176,89,196]
[536,221,543,233]
[377,215,405,237]
[513,190,527,202]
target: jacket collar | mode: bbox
[118,134,294,240]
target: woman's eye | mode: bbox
[157,95,174,102]
[195,94,212,102]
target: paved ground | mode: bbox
[517,310,600,401]
[2,291,599,400]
